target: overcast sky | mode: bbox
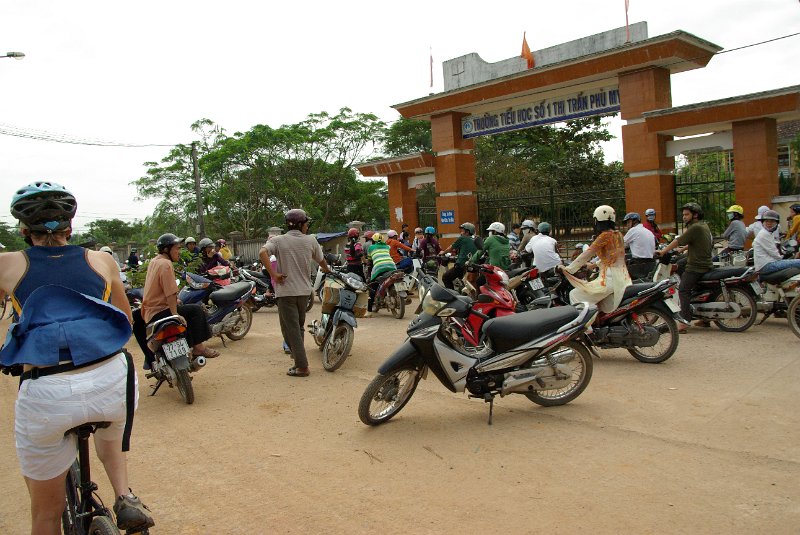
[1,0,799,232]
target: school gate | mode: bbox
[357,23,800,246]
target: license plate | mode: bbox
[163,339,190,360]
[529,278,544,291]
[750,282,762,296]
[394,281,409,292]
[666,299,681,313]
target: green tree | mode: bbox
[0,221,26,251]
[382,117,432,157]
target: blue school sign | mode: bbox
[440,210,455,224]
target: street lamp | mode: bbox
[1,52,25,60]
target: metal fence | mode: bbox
[674,171,735,235]
[477,184,626,254]
[417,201,438,231]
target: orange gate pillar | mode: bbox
[387,172,419,232]
[431,112,477,248]
[619,67,676,229]
[732,118,778,223]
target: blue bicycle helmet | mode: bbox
[424,226,436,235]
[10,182,77,233]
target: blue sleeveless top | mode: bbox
[0,246,127,367]
[12,245,110,316]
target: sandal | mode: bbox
[287,367,310,377]
[193,347,220,358]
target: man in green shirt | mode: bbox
[471,222,510,270]
[656,202,713,332]
[441,222,478,290]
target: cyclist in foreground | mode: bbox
[0,182,154,534]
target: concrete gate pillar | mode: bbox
[431,112,477,247]
[619,67,676,228]
[732,118,778,222]
[387,172,419,231]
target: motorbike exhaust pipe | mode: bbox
[190,355,207,372]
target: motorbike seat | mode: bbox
[483,307,580,353]
[243,269,270,281]
[700,267,748,281]
[209,281,254,305]
[759,267,800,284]
[127,287,144,299]
[621,282,658,302]
[506,266,531,278]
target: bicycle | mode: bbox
[62,422,151,535]
[0,292,10,320]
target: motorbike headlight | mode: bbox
[421,291,447,315]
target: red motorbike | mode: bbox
[443,264,516,352]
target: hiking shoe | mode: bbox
[114,491,155,531]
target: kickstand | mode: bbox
[149,378,164,396]
[218,334,227,347]
[484,393,495,425]
[757,311,771,325]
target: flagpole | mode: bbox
[429,46,433,89]
[625,0,630,43]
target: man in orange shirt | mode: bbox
[385,230,413,273]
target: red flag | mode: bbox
[521,32,534,69]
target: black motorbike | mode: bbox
[145,315,206,404]
[359,281,598,426]
[239,263,277,311]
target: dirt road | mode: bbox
[1,302,798,533]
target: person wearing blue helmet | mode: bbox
[418,226,440,261]
[0,182,155,533]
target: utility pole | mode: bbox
[191,142,206,237]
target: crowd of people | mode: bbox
[3,179,800,533]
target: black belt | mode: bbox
[19,350,120,382]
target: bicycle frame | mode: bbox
[63,423,115,533]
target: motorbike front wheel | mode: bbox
[358,365,421,425]
[387,288,405,319]
[226,305,253,340]
[175,368,194,405]
[713,287,757,332]
[322,323,354,371]
[788,294,800,340]
[626,307,679,364]
[525,341,593,407]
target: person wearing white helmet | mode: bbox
[517,219,538,255]
[754,210,800,272]
[471,222,510,270]
[746,205,780,242]
[559,205,631,312]
[385,229,414,273]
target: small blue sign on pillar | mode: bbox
[440,210,455,224]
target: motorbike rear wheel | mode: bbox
[788,294,800,340]
[175,368,195,405]
[226,304,253,340]
[626,307,678,363]
[387,288,405,319]
[358,365,421,425]
[525,341,593,407]
[322,323,354,371]
[712,287,757,332]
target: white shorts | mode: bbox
[14,353,138,481]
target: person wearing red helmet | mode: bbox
[260,209,331,377]
[345,228,365,281]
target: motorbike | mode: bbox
[239,263,277,311]
[653,252,760,332]
[449,264,516,351]
[145,315,206,404]
[178,272,256,341]
[507,265,555,311]
[308,270,369,371]
[372,269,410,319]
[358,281,598,426]
[536,272,682,364]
